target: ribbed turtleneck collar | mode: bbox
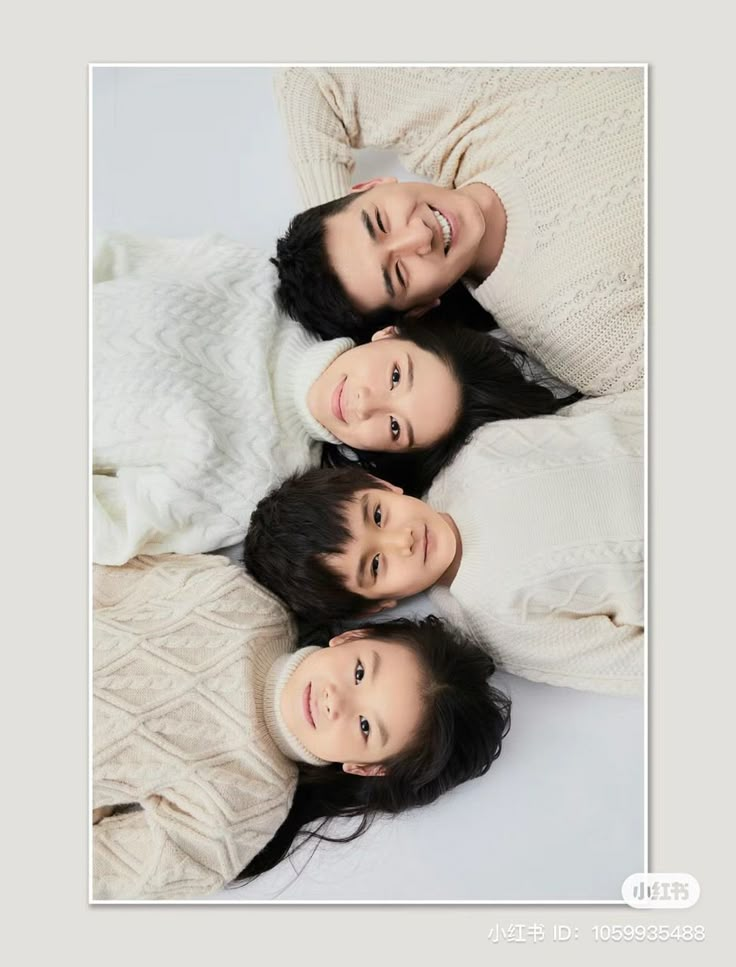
[262,646,330,766]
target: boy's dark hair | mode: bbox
[271,192,497,343]
[243,467,388,620]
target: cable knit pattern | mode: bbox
[93,233,353,564]
[274,66,644,396]
[426,391,644,696]
[93,554,322,900]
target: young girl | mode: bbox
[93,232,575,564]
[92,554,510,900]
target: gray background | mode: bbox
[6,0,731,961]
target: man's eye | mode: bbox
[373,505,382,526]
[390,417,400,441]
[371,554,380,578]
[360,715,371,739]
[376,209,387,234]
[391,365,401,388]
[355,659,365,684]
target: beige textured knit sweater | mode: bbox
[93,554,327,901]
[275,66,644,396]
[426,390,644,696]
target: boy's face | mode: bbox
[307,326,461,452]
[280,632,425,776]
[325,486,458,610]
[324,178,486,318]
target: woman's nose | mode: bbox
[392,217,432,257]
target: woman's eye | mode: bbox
[391,365,401,388]
[390,417,400,441]
[354,659,365,684]
[396,263,406,289]
[376,209,387,234]
[373,505,382,526]
[371,554,380,578]
[360,716,371,739]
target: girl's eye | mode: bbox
[376,209,387,234]
[391,365,401,388]
[373,505,382,526]
[360,715,371,739]
[371,554,380,578]
[390,417,400,441]
[355,659,365,684]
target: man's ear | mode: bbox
[328,629,368,649]
[359,599,397,616]
[370,324,399,342]
[342,762,387,777]
[404,298,441,319]
[350,176,398,193]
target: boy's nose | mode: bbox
[384,527,415,556]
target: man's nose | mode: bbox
[391,216,433,257]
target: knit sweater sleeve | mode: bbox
[92,783,294,900]
[273,67,481,206]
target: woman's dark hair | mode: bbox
[231,616,511,884]
[322,316,582,496]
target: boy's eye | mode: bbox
[359,715,371,740]
[376,209,387,234]
[371,554,380,578]
[391,365,401,388]
[390,417,400,441]
[373,505,382,526]
[354,659,365,684]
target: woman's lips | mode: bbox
[331,376,347,423]
[303,683,316,728]
[441,206,458,252]
[424,524,431,563]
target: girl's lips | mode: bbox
[303,683,316,728]
[331,376,347,423]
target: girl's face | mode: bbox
[307,327,461,453]
[281,633,425,776]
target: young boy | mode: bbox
[245,391,644,696]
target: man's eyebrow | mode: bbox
[361,208,395,299]
[371,650,389,747]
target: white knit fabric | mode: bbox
[274,66,644,396]
[93,554,326,900]
[426,390,644,696]
[93,233,353,564]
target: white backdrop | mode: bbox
[92,65,645,902]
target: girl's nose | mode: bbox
[323,685,343,720]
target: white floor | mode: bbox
[92,65,645,901]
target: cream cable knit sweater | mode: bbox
[274,66,644,396]
[93,554,327,901]
[93,233,353,564]
[426,390,644,696]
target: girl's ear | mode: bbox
[342,762,387,778]
[370,325,399,342]
[328,629,367,648]
[350,176,398,193]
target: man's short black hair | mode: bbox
[243,467,391,620]
[271,193,397,343]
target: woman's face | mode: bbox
[281,633,425,776]
[307,327,461,453]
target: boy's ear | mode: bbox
[370,325,399,342]
[367,476,402,495]
[342,762,387,778]
[404,298,441,319]
[350,176,398,193]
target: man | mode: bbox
[272,66,645,397]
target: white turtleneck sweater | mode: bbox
[93,554,328,901]
[93,233,353,564]
[275,66,644,396]
[426,391,644,696]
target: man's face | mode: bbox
[280,633,425,776]
[325,486,459,610]
[324,178,486,317]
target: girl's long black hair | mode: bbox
[322,313,581,496]
[231,616,511,884]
